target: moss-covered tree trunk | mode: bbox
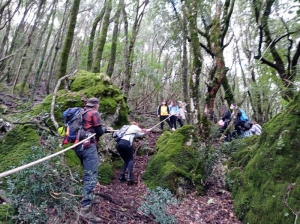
[57,0,81,89]
[252,0,300,102]
[183,0,202,128]
[30,1,58,103]
[182,17,190,123]
[86,6,106,71]
[199,0,235,122]
[92,0,112,73]
[106,0,124,77]
[123,0,149,98]
[46,1,69,94]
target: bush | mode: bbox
[4,146,81,223]
[138,186,178,224]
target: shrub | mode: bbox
[4,146,81,223]
[138,186,178,224]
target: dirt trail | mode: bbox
[87,132,242,224]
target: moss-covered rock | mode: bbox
[143,125,205,194]
[10,70,129,129]
[98,162,114,185]
[226,95,300,224]
[0,125,39,173]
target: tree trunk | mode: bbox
[123,0,149,98]
[106,0,124,77]
[30,1,58,103]
[18,1,47,97]
[46,0,69,94]
[183,0,202,126]
[86,5,106,71]
[92,0,112,73]
[57,0,81,90]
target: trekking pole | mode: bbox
[148,115,173,130]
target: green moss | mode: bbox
[0,204,13,223]
[143,125,205,193]
[98,163,114,185]
[227,94,300,224]
[112,157,123,170]
[0,125,39,173]
[8,70,129,127]
[15,83,29,95]
[64,149,82,176]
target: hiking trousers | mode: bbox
[75,143,99,207]
[116,139,134,176]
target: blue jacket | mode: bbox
[169,105,179,116]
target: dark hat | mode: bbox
[86,97,99,107]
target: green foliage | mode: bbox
[0,204,13,223]
[98,162,114,185]
[4,146,81,223]
[138,186,178,224]
[226,95,300,223]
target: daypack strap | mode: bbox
[76,109,93,141]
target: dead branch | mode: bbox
[50,70,78,130]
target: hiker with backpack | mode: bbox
[70,97,111,222]
[115,121,149,184]
[157,99,171,130]
[219,105,232,141]
[230,103,249,138]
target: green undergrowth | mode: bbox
[226,95,300,224]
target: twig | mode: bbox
[50,69,78,130]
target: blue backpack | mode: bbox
[239,109,249,122]
[62,107,91,143]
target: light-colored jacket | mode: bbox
[169,105,179,116]
[178,108,186,120]
[250,124,262,135]
[121,125,145,145]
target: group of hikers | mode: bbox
[218,103,262,141]
[70,97,150,222]
[70,97,262,222]
[156,99,186,130]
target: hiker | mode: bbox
[219,105,232,141]
[116,121,148,183]
[250,121,262,135]
[168,100,179,130]
[157,99,171,130]
[74,97,110,222]
[230,103,247,138]
[177,101,186,127]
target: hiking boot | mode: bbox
[127,173,133,184]
[80,205,102,222]
[119,173,126,182]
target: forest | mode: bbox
[0,0,300,223]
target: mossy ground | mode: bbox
[0,125,39,173]
[143,125,205,194]
[227,95,300,224]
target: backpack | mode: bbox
[239,109,249,122]
[62,107,91,143]
[112,125,130,142]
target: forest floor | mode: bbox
[76,131,242,224]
